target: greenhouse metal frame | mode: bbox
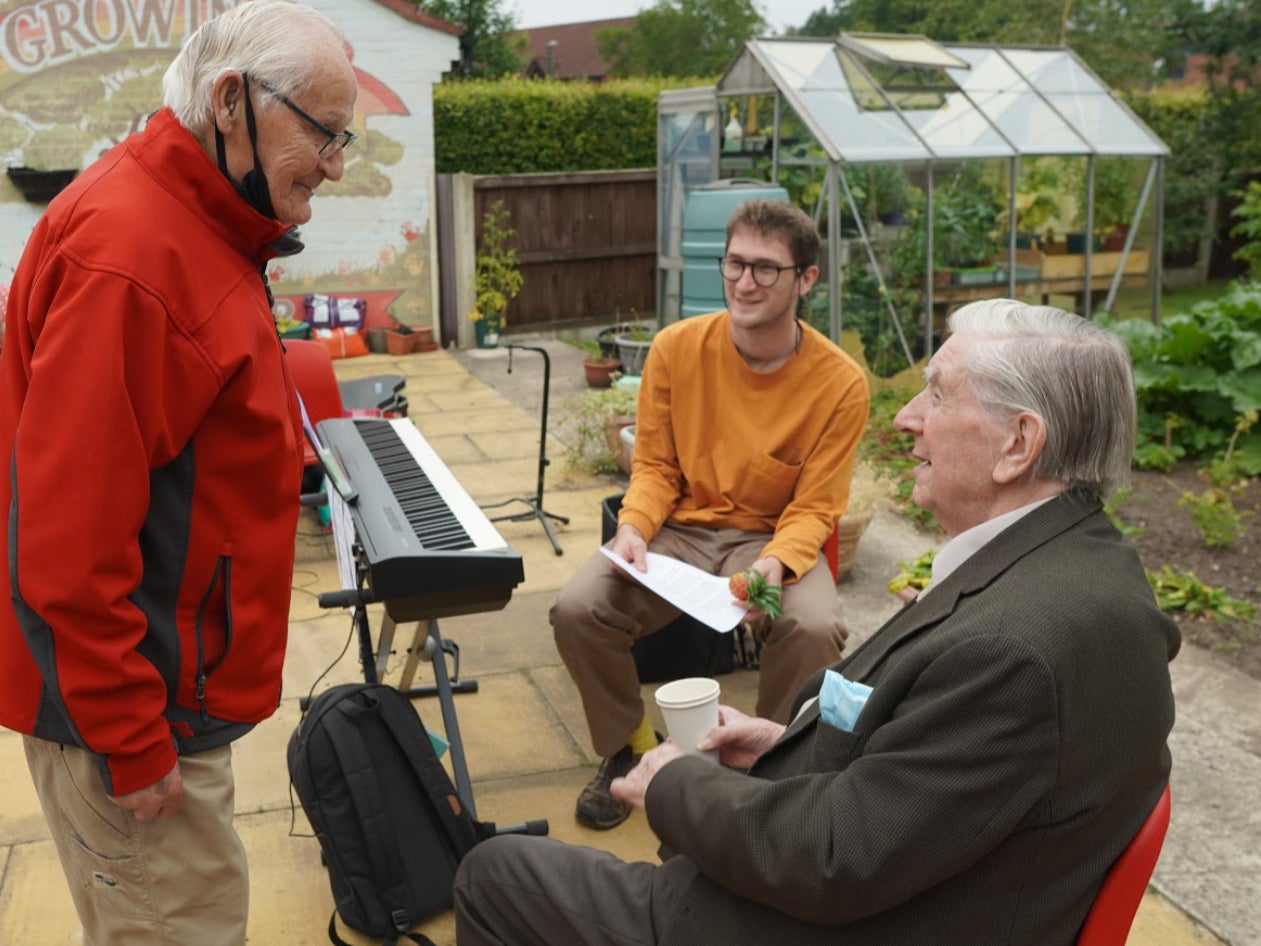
[657,33,1170,364]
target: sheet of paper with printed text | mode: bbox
[599,548,748,632]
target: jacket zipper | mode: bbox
[193,554,235,723]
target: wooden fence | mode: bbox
[438,170,657,347]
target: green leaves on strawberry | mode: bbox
[727,568,784,619]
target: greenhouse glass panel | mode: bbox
[756,41,846,92]
[838,34,969,70]
[947,47,1028,91]
[1044,93,1169,155]
[899,94,1014,159]
[796,89,932,162]
[1003,49,1105,94]
[967,90,1090,154]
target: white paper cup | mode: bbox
[654,677,721,763]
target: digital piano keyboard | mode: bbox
[315,417,524,621]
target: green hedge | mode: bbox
[433,76,711,174]
[434,79,1261,267]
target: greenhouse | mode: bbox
[657,33,1170,373]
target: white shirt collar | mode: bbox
[922,496,1059,597]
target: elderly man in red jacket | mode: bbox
[0,2,356,943]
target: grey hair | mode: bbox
[946,298,1136,500]
[162,0,348,134]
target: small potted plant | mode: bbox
[596,319,640,359]
[557,381,641,475]
[574,339,622,388]
[613,320,657,376]
[467,199,523,348]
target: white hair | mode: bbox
[946,298,1137,500]
[162,0,348,134]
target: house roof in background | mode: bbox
[510,17,636,80]
[367,0,462,36]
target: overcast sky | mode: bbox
[508,0,827,35]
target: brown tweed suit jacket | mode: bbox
[645,492,1180,946]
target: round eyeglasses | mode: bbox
[254,78,357,157]
[717,256,802,288]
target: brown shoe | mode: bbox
[575,745,640,830]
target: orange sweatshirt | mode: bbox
[620,311,870,580]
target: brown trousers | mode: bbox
[455,833,688,946]
[551,521,847,757]
[23,736,248,946]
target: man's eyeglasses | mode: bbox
[717,256,802,288]
[255,78,357,157]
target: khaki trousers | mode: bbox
[23,736,248,946]
[551,521,847,757]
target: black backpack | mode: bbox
[287,682,497,946]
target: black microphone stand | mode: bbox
[480,344,569,555]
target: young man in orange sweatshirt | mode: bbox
[552,199,870,830]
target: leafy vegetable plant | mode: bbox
[1102,284,1261,474]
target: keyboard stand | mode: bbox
[313,591,547,834]
[385,613,480,815]
[481,345,569,556]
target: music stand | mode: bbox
[480,344,569,555]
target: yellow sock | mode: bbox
[627,715,657,755]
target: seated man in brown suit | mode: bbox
[453,298,1179,946]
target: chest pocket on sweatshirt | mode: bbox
[740,452,802,517]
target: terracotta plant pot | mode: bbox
[583,356,622,388]
[412,324,438,352]
[385,326,416,354]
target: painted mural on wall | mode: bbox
[0,0,456,327]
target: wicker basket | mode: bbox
[834,509,874,579]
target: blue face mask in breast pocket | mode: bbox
[818,669,873,733]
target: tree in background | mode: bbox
[1193,0,1260,86]
[597,0,765,78]
[791,0,854,37]
[423,0,523,78]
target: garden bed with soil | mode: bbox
[1114,463,1261,680]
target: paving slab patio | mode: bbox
[0,341,1242,946]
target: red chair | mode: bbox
[823,523,839,582]
[284,339,347,470]
[1076,784,1172,946]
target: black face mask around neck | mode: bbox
[215,73,277,220]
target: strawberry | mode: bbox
[727,568,784,619]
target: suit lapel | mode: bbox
[844,493,1102,683]
[758,494,1102,765]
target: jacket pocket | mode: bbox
[193,551,235,722]
[808,717,865,772]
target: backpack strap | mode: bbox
[326,910,438,946]
[369,685,496,856]
[322,694,418,934]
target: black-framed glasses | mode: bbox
[255,78,357,156]
[717,256,802,287]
